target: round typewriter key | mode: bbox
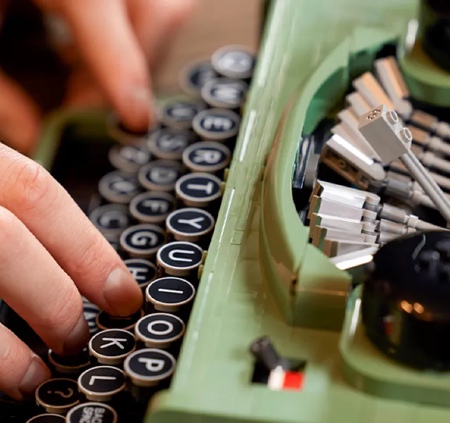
[166,208,215,242]
[96,309,144,331]
[108,143,151,173]
[66,402,118,423]
[148,128,196,160]
[182,141,231,173]
[159,99,206,130]
[175,173,222,208]
[48,348,90,375]
[138,160,182,192]
[146,277,195,312]
[192,108,240,141]
[157,241,203,277]
[124,258,157,290]
[124,349,176,387]
[89,204,130,235]
[120,224,166,258]
[83,297,100,335]
[27,414,65,422]
[78,366,126,402]
[135,313,185,348]
[99,171,141,204]
[211,45,255,79]
[129,191,174,224]
[201,77,248,109]
[180,60,217,98]
[35,378,79,414]
[89,329,136,365]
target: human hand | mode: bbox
[0,142,144,399]
[0,0,196,400]
[0,0,196,154]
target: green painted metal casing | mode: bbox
[34,0,450,421]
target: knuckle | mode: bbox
[5,160,57,214]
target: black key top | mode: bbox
[182,141,231,174]
[27,414,65,422]
[146,277,195,313]
[89,329,136,365]
[98,171,141,204]
[148,128,196,160]
[129,192,174,225]
[159,100,206,130]
[192,108,240,141]
[89,204,130,236]
[175,173,222,208]
[35,378,79,414]
[135,313,185,349]
[138,160,182,192]
[211,45,256,79]
[48,348,90,375]
[66,402,118,423]
[157,241,204,277]
[108,143,151,173]
[96,309,144,331]
[179,60,217,98]
[201,77,248,109]
[82,297,100,335]
[78,366,126,402]
[166,208,215,243]
[124,258,157,290]
[124,349,176,387]
[120,224,166,258]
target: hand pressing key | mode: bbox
[0,0,197,400]
[0,0,197,154]
[0,144,143,400]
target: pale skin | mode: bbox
[0,0,196,400]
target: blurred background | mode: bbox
[153,0,261,93]
[0,0,261,115]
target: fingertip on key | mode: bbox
[120,87,156,134]
[62,315,90,356]
[103,267,144,316]
[18,355,51,400]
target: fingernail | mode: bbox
[62,315,90,355]
[19,356,51,399]
[104,267,143,316]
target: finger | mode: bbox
[0,205,89,355]
[64,65,107,108]
[0,324,51,400]
[0,71,41,155]
[0,144,143,316]
[127,0,197,67]
[58,0,154,132]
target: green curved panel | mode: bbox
[35,1,450,422]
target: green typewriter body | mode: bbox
[6,0,450,421]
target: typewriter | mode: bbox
[4,0,450,422]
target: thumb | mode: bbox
[0,71,41,155]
